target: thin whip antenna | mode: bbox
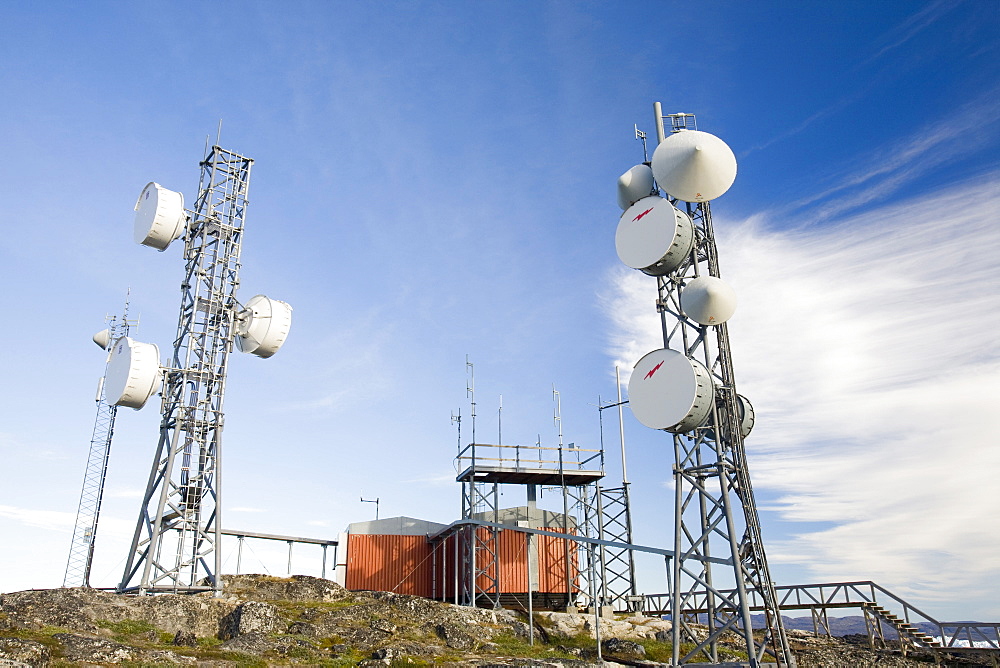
[498,394,502,445]
[216,119,223,147]
[466,355,476,445]
[552,386,563,449]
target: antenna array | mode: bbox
[615,104,794,666]
[115,144,291,594]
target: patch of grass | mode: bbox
[197,635,222,647]
[3,624,74,649]
[389,657,431,666]
[271,598,360,619]
[487,631,583,661]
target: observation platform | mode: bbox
[455,442,605,486]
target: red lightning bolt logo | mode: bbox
[632,207,654,222]
[644,360,664,380]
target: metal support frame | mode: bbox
[583,484,636,610]
[460,470,501,607]
[64,299,135,587]
[119,145,252,594]
[646,105,794,666]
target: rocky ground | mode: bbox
[0,575,993,666]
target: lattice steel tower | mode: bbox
[115,144,291,594]
[616,104,794,666]
[63,297,135,587]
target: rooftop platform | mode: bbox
[456,465,604,486]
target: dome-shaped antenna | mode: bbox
[134,182,187,251]
[93,328,111,350]
[680,275,737,325]
[617,164,655,210]
[651,130,737,202]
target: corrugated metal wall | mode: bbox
[346,529,578,600]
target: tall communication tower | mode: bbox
[109,143,292,594]
[615,104,794,666]
[63,295,136,588]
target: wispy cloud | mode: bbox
[782,89,1000,223]
[229,507,266,513]
[0,505,75,532]
[0,505,133,538]
[863,1,958,66]
[603,173,1000,615]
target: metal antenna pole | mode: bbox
[119,145,253,594]
[361,497,380,520]
[642,105,794,666]
[64,292,136,587]
[615,366,628,485]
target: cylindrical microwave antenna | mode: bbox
[134,182,187,250]
[615,196,694,276]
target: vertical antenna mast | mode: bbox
[64,292,136,587]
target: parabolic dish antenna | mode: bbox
[617,164,655,210]
[680,275,737,325]
[628,348,714,432]
[235,295,293,358]
[134,182,186,251]
[651,130,737,203]
[105,337,162,409]
[616,196,694,276]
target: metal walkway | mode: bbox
[643,580,1000,663]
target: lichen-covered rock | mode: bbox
[52,632,196,665]
[218,600,280,639]
[173,630,197,646]
[436,622,476,649]
[52,633,138,663]
[0,637,49,667]
[600,637,645,660]
[370,617,397,634]
[218,630,275,654]
[0,586,235,637]
[221,574,349,602]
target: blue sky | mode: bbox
[1,1,997,621]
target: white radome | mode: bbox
[615,196,694,276]
[628,348,715,433]
[236,295,293,358]
[93,328,111,350]
[680,275,737,325]
[134,182,186,251]
[651,130,737,202]
[616,164,655,210]
[105,337,162,409]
